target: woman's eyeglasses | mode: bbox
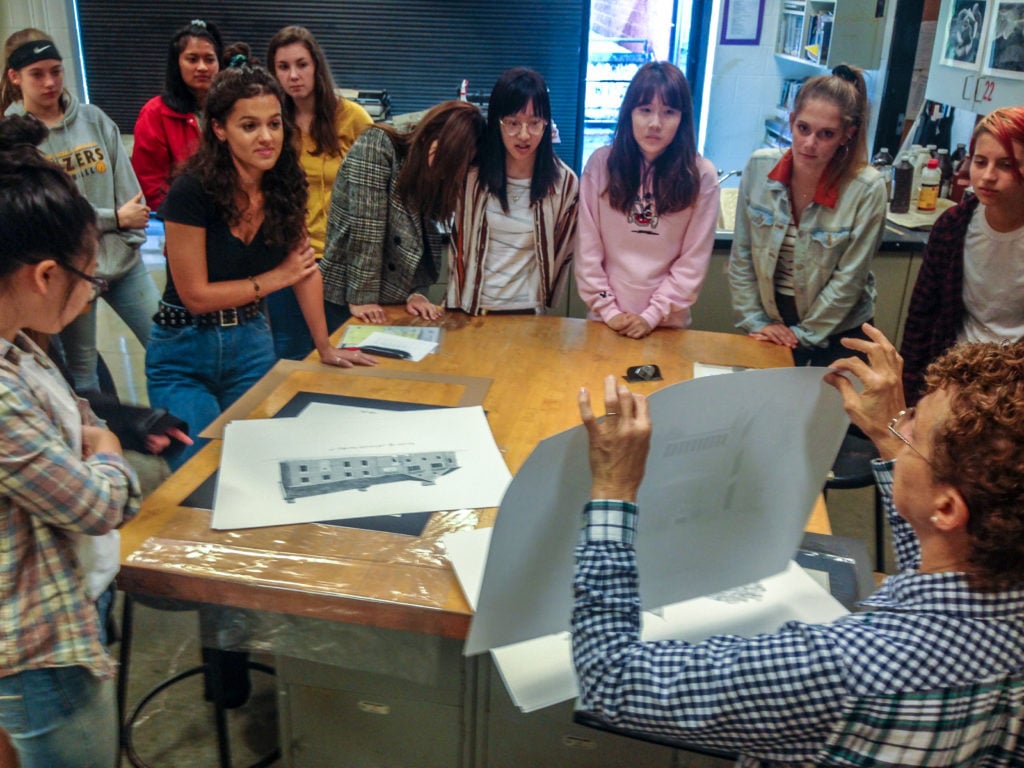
[60,262,108,303]
[888,408,934,466]
[498,117,548,137]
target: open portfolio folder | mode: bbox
[457,368,851,711]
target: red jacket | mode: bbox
[131,96,201,210]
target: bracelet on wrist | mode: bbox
[248,275,261,301]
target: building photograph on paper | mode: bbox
[211,405,511,530]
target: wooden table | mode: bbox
[118,311,818,640]
[119,311,836,767]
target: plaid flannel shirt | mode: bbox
[573,463,1024,766]
[1,333,141,680]
[898,195,979,406]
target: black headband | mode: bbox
[6,40,62,71]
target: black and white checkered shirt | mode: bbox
[572,462,1024,766]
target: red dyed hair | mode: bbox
[969,106,1024,183]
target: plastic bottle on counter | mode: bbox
[871,147,894,198]
[909,144,926,204]
[917,158,941,212]
[926,143,938,158]
[890,154,914,214]
[937,148,954,198]
[950,159,972,203]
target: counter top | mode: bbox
[713,221,928,253]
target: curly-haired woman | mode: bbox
[146,52,375,471]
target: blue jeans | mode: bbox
[0,666,117,768]
[145,313,277,471]
[60,257,160,391]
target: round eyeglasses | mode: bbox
[498,117,548,137]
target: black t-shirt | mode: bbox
[158,173,286,307]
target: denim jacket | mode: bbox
[728,149,886,348]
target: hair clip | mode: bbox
[228,53,248,69]
[190,19,207,28]
[832,64,857,84]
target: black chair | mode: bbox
[825,431,886,573]
[116,594,280,768]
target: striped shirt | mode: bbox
[773,220,798,296]
[0,333,141,680]
[573,462,1024,766]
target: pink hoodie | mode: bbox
[576,146,719,329]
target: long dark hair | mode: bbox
[267,26,342,158]
[161,20,224,114]
[477,68,560,211]
[606,61,700,215]
[184,62,307,249]
[0,114,96,281]
[792,64,870,188]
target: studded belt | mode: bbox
[154,301,262,328]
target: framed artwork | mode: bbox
[984,0,1024,78]
[941,0,990,68]
[720,0,765,46]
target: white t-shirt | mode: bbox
[959,210,1024,344]
[480,178,540,311]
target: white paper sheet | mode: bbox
[212,406,511,530]
[339,330,438,361]
[442,527,492,611]
[490,562,849,712]
[692,361,747,377]
[465,368,849,656]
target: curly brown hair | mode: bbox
[184,62,307,249]
[923,340,1024,592]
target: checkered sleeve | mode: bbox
[572,501,848,756]
[872,459,920,571]
[0,386,141,534]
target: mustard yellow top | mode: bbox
[298,99,373,256]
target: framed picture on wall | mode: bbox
[983,0,1024,78]
[941,0,990,68]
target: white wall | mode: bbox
[702,0,897,184]
[3,0,83,100]
[701,0,784,180]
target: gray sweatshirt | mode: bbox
[6,93,146,280]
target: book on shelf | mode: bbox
[804,11,833,64]
[778,10,806,57]
[779,78,806,112]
